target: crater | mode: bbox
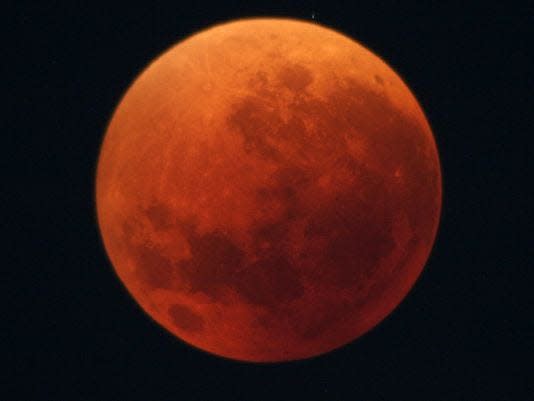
[168,304,204,333]
[277,63,314,93]
[374,74,384,85]
[144,202,173,231]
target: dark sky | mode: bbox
[8,2,531,400]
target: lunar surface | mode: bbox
[96,18,442,362]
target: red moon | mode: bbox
[96,18,442,362]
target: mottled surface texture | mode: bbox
[96,18,442,362]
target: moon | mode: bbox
[96,18,442,362]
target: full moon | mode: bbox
[96,18,442,362]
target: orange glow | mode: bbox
[96,18,442,362]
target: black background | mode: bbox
[8,2,531,400]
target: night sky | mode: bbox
[8,2,531,400]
